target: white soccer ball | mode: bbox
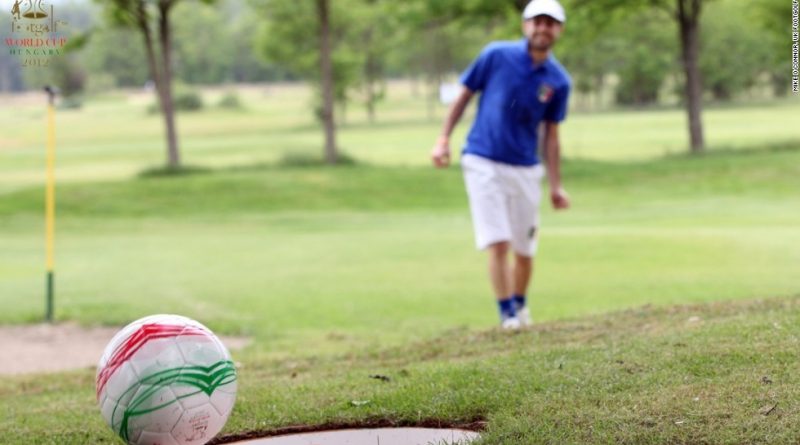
[96,314,238,445]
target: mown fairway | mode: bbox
[1,83,799,190]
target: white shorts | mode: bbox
[461,153,546,257]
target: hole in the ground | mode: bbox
[224,427,480,444]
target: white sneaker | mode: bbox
[517,306,532,326]
[501,317,521,330]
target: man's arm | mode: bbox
[543,121,570,210]
[431,87,474,168]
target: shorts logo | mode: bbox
[538,84,554,103]
[528,226,537,239]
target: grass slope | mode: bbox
[2,296,800,444]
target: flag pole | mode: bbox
[44,85,57,323]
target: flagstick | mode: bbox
[44,86,57,323]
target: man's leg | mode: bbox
[487,241,520,328]
[461,154,519,328]
[487,241,511,300]
[512,253,533,296]
[511,253,534,325]
[507,163,545,326]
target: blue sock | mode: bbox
[498,298,516,320]
[512,294,526,311]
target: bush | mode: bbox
[57,97,83,110]
[147,86,204,114]
[217,92,244,110]
[173,88,204,111]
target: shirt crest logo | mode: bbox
[538,84,554,103]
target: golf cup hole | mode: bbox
[223,427,480,444]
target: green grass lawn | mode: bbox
[1,84,799,443]
[1,82,799,191]
[2,144,799,350]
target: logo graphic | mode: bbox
[528,226,537,239]
[5,0,68,67]
[13,0,47,19]
[538,84,554,103]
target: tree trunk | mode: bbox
[158,0,180,168]
[362,22,380,124]
[365,52,376,124]
[594,73,605,110]
[338,100,347,126]
[410,74,419,98]
[316,0,337,164]
[366,87,375,123]
[677,0,705,153]
[136,2,162,112]
[136,1,169,165]
[771,72,790,97]
[426,76,436,122]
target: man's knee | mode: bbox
[514,253,533,266]
[487,241,510,258]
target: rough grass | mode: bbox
[3,296,800,444]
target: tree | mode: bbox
[676,0,705,152]
[699,0,766,101]
[317,0,337,163]
[350,0,396,123]
[171,2,232,84]
[756,0,795,97]
[84,26,149,87]
[613,11,676,106]
[389,0,507,120]
[573,0,714,153]
[257,0,376,163]
[97,0,215,169]
[0,13,27,92]
[49,54,88,99]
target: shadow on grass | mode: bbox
[136,151,363,180]
[661,139,800,160]
[138,165,213,179]
[132,140,800,185]
[571,96,800,115]
[274,151,360,168]
[562,139,800,172]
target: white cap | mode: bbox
[522,0,566,23]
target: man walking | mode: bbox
[430,0,572,329]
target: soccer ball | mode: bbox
[96,314,238,445]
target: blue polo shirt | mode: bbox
[460,38,572,166]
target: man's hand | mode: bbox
[431,137,451,168]
[550,186,570,210]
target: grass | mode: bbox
[1,143,798,345]
[1,83,799,443]
[3,296,800,444]
[1,82,799,192]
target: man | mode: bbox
[11,0,22,20]
[430,0,571,329]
